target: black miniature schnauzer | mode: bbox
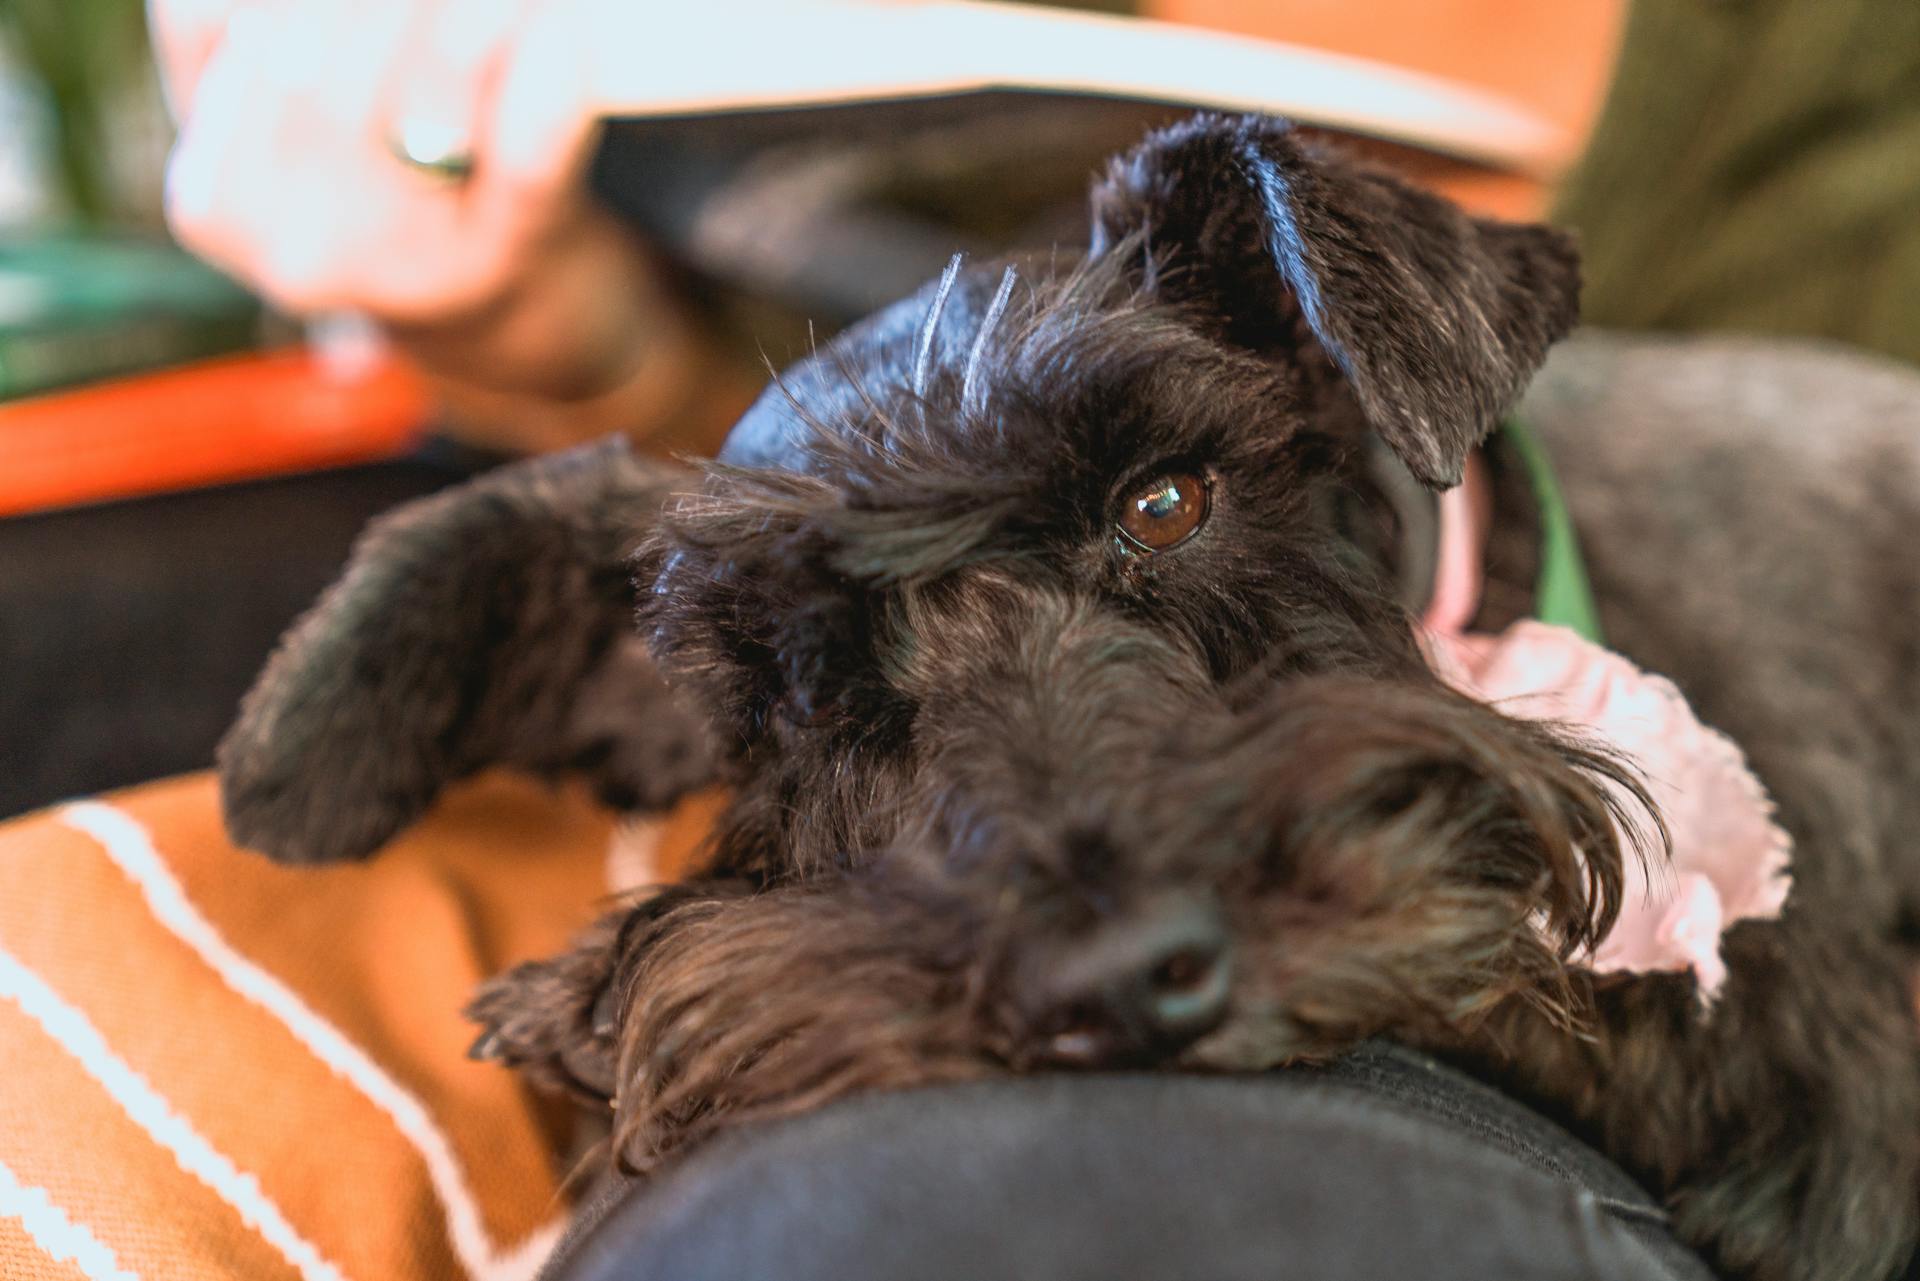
[219,115,1920,1281]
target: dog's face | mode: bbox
[637,116,1636,1074]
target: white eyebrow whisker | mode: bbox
[961,264,1019,421]
[912,253,965,399]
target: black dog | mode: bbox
[220,115,1920,1281]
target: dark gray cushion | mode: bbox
[544,1043,1714,1281]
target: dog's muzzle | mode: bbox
[1013,892,1234,1066]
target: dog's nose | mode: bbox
[1029,895,1233,1065]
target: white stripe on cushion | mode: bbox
[57,801,563,1281]
[0,945,348,1281]
[0,1155,142,1281]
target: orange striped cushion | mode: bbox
[0,771,719,1281]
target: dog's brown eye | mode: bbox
[1117,472,1210,552]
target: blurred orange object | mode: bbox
[1151,0,1625,138]
[0,349,432,518]
[1150,0,1628,218]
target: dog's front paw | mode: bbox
[464,881,757,1107]
[465,913,627,1105]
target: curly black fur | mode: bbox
[227,115,1920,1281]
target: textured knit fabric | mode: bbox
[0,771,719,1281]
[1558,0,1920,367]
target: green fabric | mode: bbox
[0,232,260,399]
[1555,0,1920,367]
[0,0,153,223]
[1504,419,1605,646]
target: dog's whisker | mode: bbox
[912,252,965,400]
[824,346,902,453]
[960,265,1019,423]
[1138,228,1159,294]
[760,362,844,450]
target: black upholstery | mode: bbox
[544,1043,1714,1281]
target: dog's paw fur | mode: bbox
[465,910,630,1106]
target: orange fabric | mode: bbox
[1149,0,1630,219]
[0,1002,308,1281]
[0,349,429,519]
[0,771,719,1281]
[0,1218,91,1281]
[1150,0,1626,140]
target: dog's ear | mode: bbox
[218,439,718,865]
[1088,114,1579,488]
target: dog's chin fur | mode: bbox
[226,114,1920,1281]
[471,667,1649,1177]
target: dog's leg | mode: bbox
[465,882,752,1107]
[1455,912,1920,1281]
[219,439,719,865]
[468,876,995,1174]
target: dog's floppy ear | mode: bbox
[219,438,718,865]
[1088,114,1579,488]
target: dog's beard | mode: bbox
[471,652,1648,1176]
[950,672,1644,1069]
[1160,677,1644,1069]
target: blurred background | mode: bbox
[2,0,1916,817]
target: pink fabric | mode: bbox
[1419,480,1792,997]
[1422,451,1491,635]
